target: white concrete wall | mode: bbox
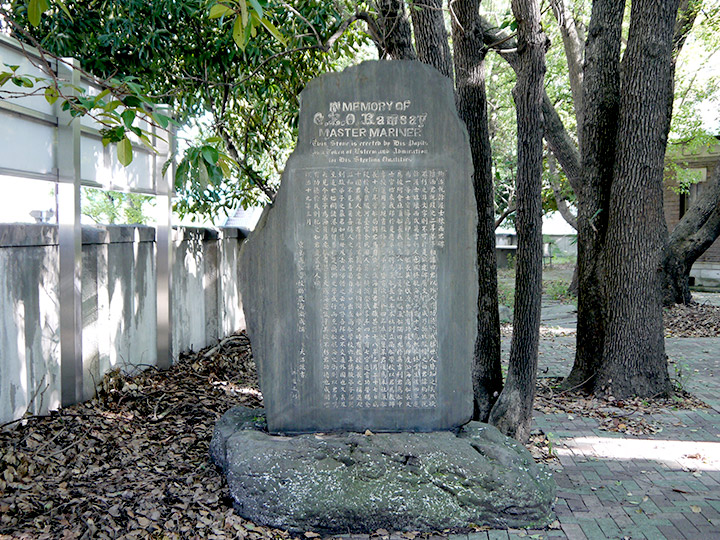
[0,224,246,424]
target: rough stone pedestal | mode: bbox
[210,407,556,534]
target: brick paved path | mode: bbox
[340,298,720,540]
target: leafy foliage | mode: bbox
[82,188,154,225]
[4,0,368,221]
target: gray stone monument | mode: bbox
[211,61,556,533]
[239,60,477,434]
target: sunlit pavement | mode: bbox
[337,299,720,539]
[492,301,720,539]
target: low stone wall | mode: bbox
[0,223,246,424]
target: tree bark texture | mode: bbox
[451,0,503,422]
[564,0,624,392]
[375,0,417,60]
[664,159,720,304]
[410,0,453,79]
[598,0,680,399]
[548,151,577,230]
[550,0,584,140]
[479,19,582,196]
[488,0,545,442]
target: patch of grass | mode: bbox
[498,280,515,310]
[544,279,576,304]
[551,255,577,266]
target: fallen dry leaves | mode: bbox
[664,301,720,337]
[534,377,708,437]
[0,332,286,539]
[1,330,711,538]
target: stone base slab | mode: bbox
[210,407,556,534]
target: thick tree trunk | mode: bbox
[488,0,545,442]
[375,0,417,60]
[563,0,624,392]
[663,159,720,304]
[451,0,503,422]
[409,0,453,79]
[597,0,679,399]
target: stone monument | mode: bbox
[211,61,555,533]
[239,60,477,434]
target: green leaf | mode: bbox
[28,0,42,27]
[153,112,170,129]
[122,95,143,108]
[209,3,234,19]
[249,12,258,37]
[13,76,34,88]
[121,109,136,128]
[238,0,248,26]
[232,16,246,49]
[0,72,12,87]
[218,159,231,178]
[104,100,124,112]
[248,0,263,19]
[198,159,209,188]
[55,0,73,20]
[162,157,174,177]
[201,145,219,165]
[260,17,286,45]
[139,134,157,153]
[117,137,133,166]
[44,85,59,104]
[94,88,111,104]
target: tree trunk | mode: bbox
[548,150,577,230]
[479,19,582,197]
[409,0,453,79]
[451,0,503,422]
[375,0,417,60]
[550,0,584,140]
[597,0,679,399]
[563,0,624,392]
[488,0,545,442]
[663,159,720,304]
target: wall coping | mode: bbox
[0,224,247,248]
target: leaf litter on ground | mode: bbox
[0,330,711,538]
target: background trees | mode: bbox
[4,0,720,439]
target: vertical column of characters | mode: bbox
[436,169,446,248]
[327,170,343,407]
[332,170,350,407]
[292,172,310,403]
[386,175,408,407]
[408,172,422,408]
[370,170,387,408]
[377,171,393,407]
[309,172,323,404]
[338,170,353,408]
[361,169,375,407]
[320,171,335,406]
[347,170,362,408]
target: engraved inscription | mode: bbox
[310,100,431,164]
[299,168,447,409]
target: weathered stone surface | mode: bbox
[210,407,556,533]
[239,60,477,433]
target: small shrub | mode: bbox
[544,279,576,304]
